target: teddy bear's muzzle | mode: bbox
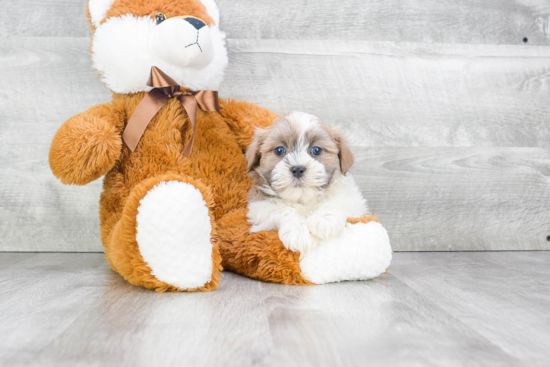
[148,16,215,70]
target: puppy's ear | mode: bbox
[331,127,354,175]
[245,127,268,172]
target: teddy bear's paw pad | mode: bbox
[299,221,392,285]
[136,181,213,290]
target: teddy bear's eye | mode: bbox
[155,13,167,24]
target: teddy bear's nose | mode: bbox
[184,17,206,30]
[148,15,214,69]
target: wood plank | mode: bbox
[0,37,110,252]
[3,253,545,366]
[258,278,514,367]
[3,38,549,149]
[218,0,550,45]
[1,0,90,37]
[0,254,113,365]
[475,251,550,285]
[353,147,550,251]
[32,266,275,367]
[390,252,550,364]
[223,39,550,148]
[0,253,38,271]
[3,0,550,46]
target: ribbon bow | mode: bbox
[122,66,220,157]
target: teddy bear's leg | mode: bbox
[104,174,222,292]
[299,216,392,285]
[216,208,313,285]
[217,211,391,286]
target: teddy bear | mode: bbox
[49,0,392,292]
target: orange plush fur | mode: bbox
[51,90,281,291]
[86,0,215,31]
[51,0,386,292]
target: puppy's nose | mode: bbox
[291,166,306,178]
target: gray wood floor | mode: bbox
[1,252,549,367]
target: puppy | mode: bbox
[246,111,368,254]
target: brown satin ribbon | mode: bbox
[122,66,219,157]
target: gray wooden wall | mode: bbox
[1,0,549,252]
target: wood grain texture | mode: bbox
[4,37,549,149]
[0,37,111,252]
[389,252,550,365]
[3,0,550,46]
[0,252,549,366]
[217,0,550,45]
[223,39,550,148]
[354,147,550,251]
[1,0,91,38]
[1,37,549,251]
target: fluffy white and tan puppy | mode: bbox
[246,111,368,254]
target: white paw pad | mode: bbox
[300,221,392,284]
[136,181,213,289]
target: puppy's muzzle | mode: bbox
[291,166,306,179]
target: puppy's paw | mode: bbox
[279,222,318,254]
[307,213,346,240]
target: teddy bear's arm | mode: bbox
[218,99,279,151]
[49,103,124,185]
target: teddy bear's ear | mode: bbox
[199,0,220,25]
[88,0,116,28]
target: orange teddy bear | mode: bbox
[49,0,392,292]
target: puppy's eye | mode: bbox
[274,146,286,156]
[155,13,167,24]
[311,146,323,156]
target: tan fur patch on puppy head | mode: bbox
[246,111,354,202]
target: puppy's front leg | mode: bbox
[308,175,368,240]
[248,201,317,253]
[307,205,347,241]
[278,212,318,254]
